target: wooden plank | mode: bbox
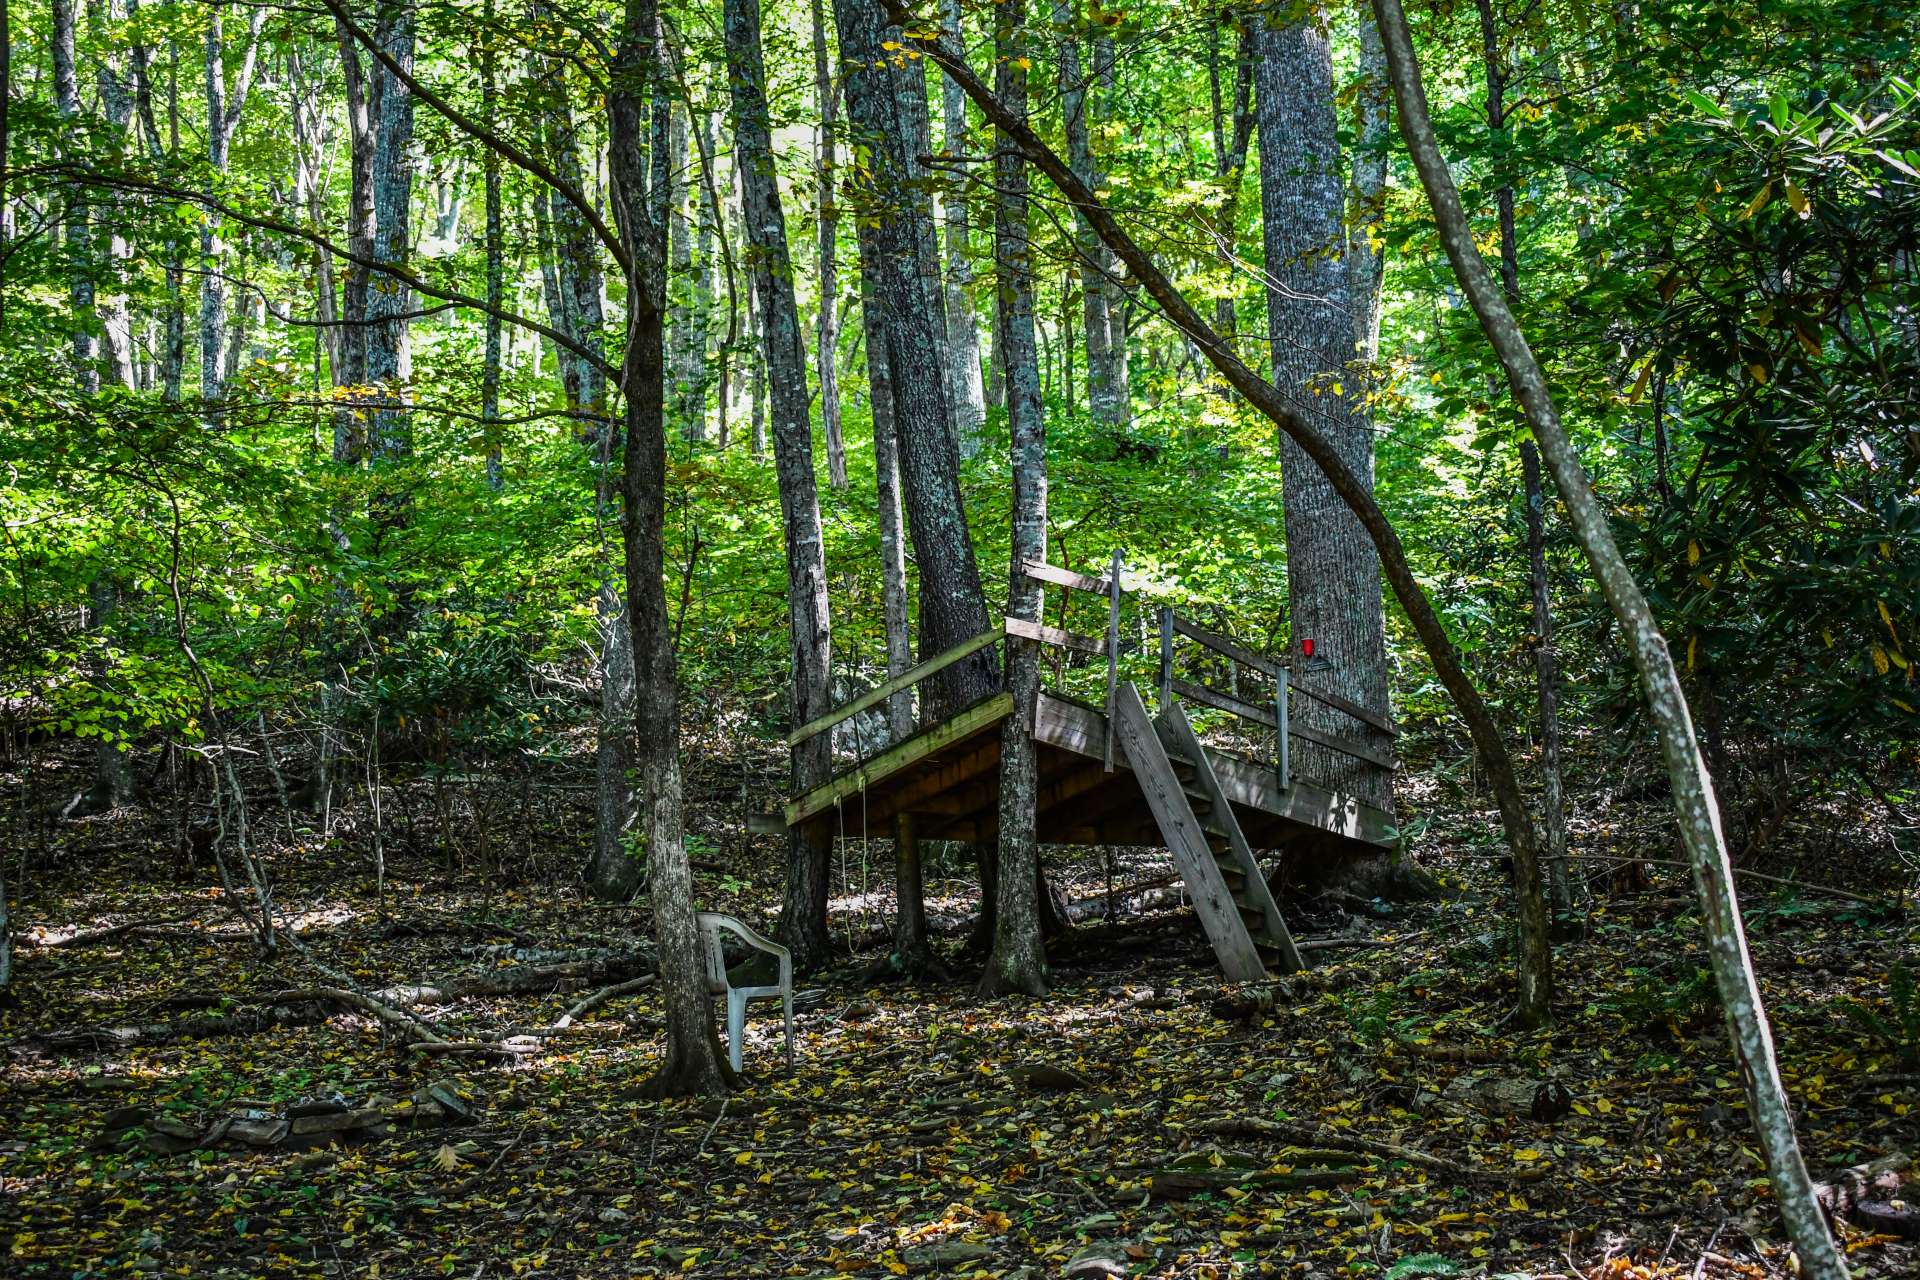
[1004,615,1106,656]
[1172,679,1396,771]
[1155,703,1305,973]
[1276,668,1290,790]
[1167,614,1396,735]
[1020,559,1110,595]
[1104,548,1123,772]
[1157,606,1174,711]
[1170,614,1283,678]
[1110,682,1267,982]
[788,628,1001,748]
[1291,722,1396,772]
[783,692,1015,827]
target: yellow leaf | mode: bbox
[434,1144,462,1173]
[1742,181,1772,218]
[1873,646,1891,676]
[1785,181,1810,218]
[1509,1193,1530,1211]
[1687,539,1702,566]
[1513,1147,1543,1162]
[1747,362,1770,383]
[735,1151,754,1165]
[1891,649,1911,672]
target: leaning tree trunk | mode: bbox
[836,0,995,716]
[1254,16,1395,829]
[610,0,731,1097]
[895,7,1554,1028]
[1369,2,1843,1272]
[979,0,1048,998]
[726,0,837,972]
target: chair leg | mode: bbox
[727,991,746,1074]
[782,987,795,1070]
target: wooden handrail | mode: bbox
[788,628,1001,748]
[1168,613,1395,736]
[1005,615,1106,656]
[1170,678,1397,771]
[1021,559,1113,595]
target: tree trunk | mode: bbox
[813,0,849,487]
[1349,7,1389,360]
[53,0,96,392]
[937,0,987,454]
[1205,19,1254,392]
[1254,16,1394,824]
[480,0,504,489]
[836,0,995,715]
[899,12,1555,1029]
[861,264,915,748]
[980,0,1047,998]
[1472,0,1570,919]
[365,3,414,465]
[1057,6,1127,428]
[1369,3,1843,1271]
[336,13,375,415]
[197,7,264,403]
[726,0,837,971]
[609,0,730,1097]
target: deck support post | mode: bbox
[1157,605,1173,712]
[1276,668,1291,791]
[1103,548,1123,771]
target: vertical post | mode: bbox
[1157,605,1173,711]
[1103,547,1123,771]
[1275,666,1291,790]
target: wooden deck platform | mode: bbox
[763,560,1397,978]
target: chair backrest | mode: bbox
[695,913,730,994]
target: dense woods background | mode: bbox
[1,0,1917,1275]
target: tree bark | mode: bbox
[725,0,837,971]
[980,0,1047,998]
[52,0,95,392]
[365,2,415,468]
[1368,2,1842,1270]
[480,0,504,489]
[937,0,987,453]
[1254,14,1394,821]
[1471,0,1570,919]
[1205,18,1254,387]
[1349,6,1389,360]
[609,0,730,1097]
[813,0,849,487]
[860,262,915,748]
[1056,2,1126,428]
[836,0,995,716]
[198,6,265,403]
[896,8,1555,1028]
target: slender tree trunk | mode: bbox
[610,0,731,1097]
[198,7,263,403]
[980,0,1047,998]
[1056,1,1126,428]
[726,0,837,971]
[89,0,136,389]
[336,15,375,414]
[52,0,96,392]
[836,0,995,714]
[480,0,504,489]
[937,0,986,453]
[1370,5,1843,1269]
[1255,15,1394,824]
[1205,20,1254,391]
[900,12,1556,1028]
[1472,0,1570,919]
[1349,5,1389,359]
[813,0,848,487]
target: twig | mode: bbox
[551,974,657,1031]
[1192,1116,1548,1181]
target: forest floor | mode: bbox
[3,748,1918,1280]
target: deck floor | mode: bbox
[778,688,1392,856]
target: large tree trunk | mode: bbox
[1369,3,1842,1270]
[835,0,995,715]
[1254,16,1394,826]
[936,0,987,454]
[52,0,96,392]
[899,11,1554,1028]
[861,268,914,749]
[726,0,837,972]
[609,0,730,1097]
[979,0,1047,998]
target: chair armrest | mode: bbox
[697,911,791,964]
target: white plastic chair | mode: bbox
[696,912,795,1073]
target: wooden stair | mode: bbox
[1110,683,1305,980]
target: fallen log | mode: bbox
[1147,1165,1357,1202]
[1190,1116,1550,1182]
[1814,1153,1916,1239]
[372,951,654,1008]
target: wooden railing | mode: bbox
[1155,608,1396,791]
[786,552,1395,798]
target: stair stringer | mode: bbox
[1154,700,1306,973]
[1110,682,1266,982]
